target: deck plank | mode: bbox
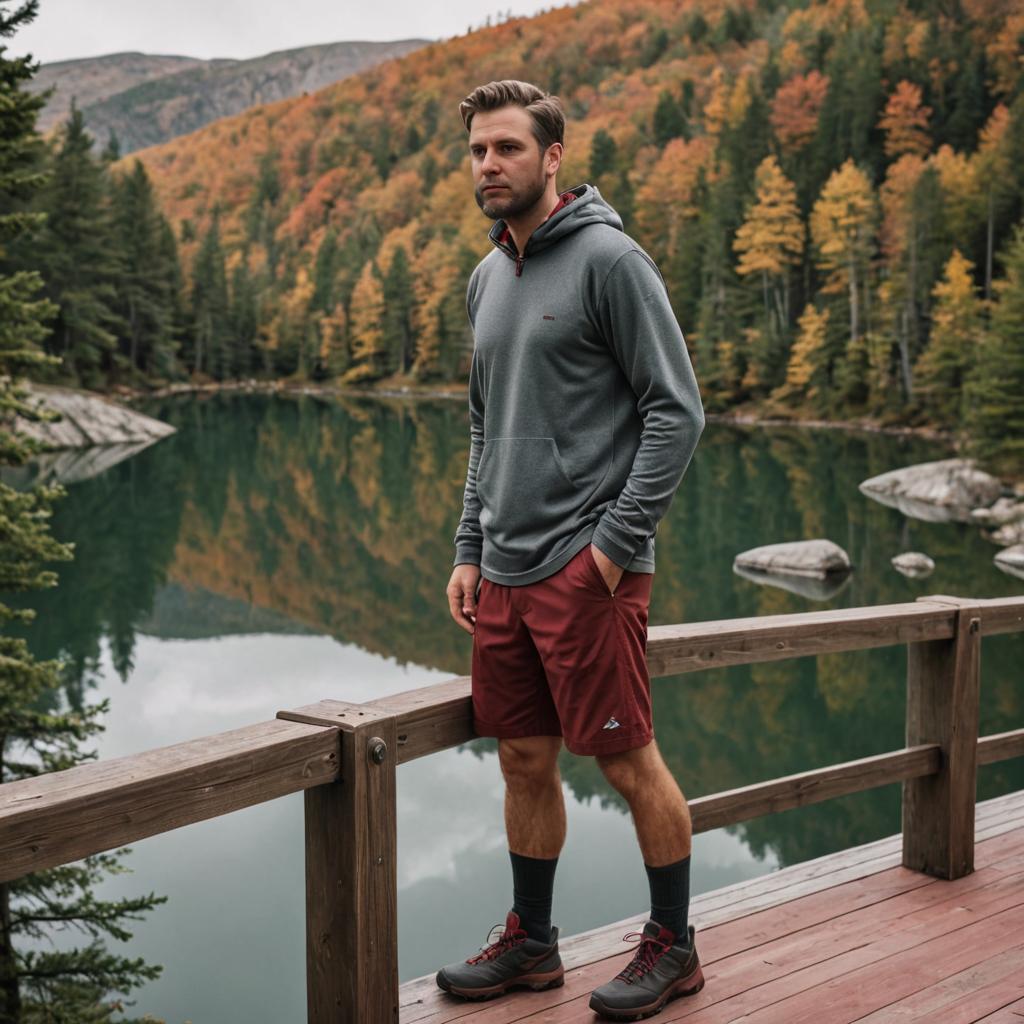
[399,790,1024,1024]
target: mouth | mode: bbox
[482,185,507,193]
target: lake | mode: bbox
[19,392,1024,1023]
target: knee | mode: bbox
[499,737,560,790]
[596,746,655,801]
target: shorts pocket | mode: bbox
[584,543,616,597]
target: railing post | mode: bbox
[902,597,982,879]
[280,702,399,1023]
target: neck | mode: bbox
[505,181,560,255]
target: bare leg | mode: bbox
[596,738,691,866]
[499,736,566,858]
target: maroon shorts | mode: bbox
[471,543,655,756]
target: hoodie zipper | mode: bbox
[496,239,526,277]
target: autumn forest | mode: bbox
[14,0,1024,473]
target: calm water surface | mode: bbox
[19,393,1024,1023]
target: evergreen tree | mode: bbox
[311,228,338,313]
[652,89,689,146]
[0,6,165,1018]
[382,247,414,376]
[965,224,1024,473]
[110,160,179,379]
[34,102,123,386]
[187,212,230,378]
[228,257,259,377]
[589,129,617,179]
[99,128,120,164]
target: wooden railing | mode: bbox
[2,592,1023,1021]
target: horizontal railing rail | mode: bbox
[1,591,1022,1022]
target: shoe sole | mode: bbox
[588,963,705,1021]
[436,964,565,1000]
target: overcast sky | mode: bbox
[11,0,571,65]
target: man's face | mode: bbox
[468,105,560,221]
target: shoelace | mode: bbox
[614,930,672,983]
[466,921,528,963]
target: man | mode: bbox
[438,79,706,1022]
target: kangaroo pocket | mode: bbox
[476,436,582,572]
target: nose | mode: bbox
[480,145,502,177]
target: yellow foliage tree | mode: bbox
[771,303,830,411]
[810,158,876,347]
[344,260,387,383]
[912,248,985,424]
[733,155,805,333]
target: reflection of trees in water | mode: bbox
[20,394,1024,868]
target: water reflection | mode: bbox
[24,393,1024,846]
[14,393,1024,1017]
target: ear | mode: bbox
[545,142,563,177]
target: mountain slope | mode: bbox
[30,51,205,133]
[38,39,430,152]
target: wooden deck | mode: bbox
[400,788,1024,1023]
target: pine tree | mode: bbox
[382,247,414,376]
[187,212,230,378]
[110,160,179,379]
[34,102,123,386]
[589,129,617,179]
[228,256,259,378]
[652,89,689,146]
[965,223,1024,473]
[1,6,165,1018]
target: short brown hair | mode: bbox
[459,80,565,155]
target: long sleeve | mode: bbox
[453,275,485,566]
[591,249,706,568]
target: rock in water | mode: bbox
[891,551,935,578]
[994,545,1024,581]
[970,496,1024,526]
[13,383,175,448]
[858,458,1004,523]
[989,519,1024,547]
[732,561,852,601]
[733,539,852,579]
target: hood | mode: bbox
[487,183,623,271]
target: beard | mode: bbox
[475,161,548,222]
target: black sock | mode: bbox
[645,854,691,944]
[510,850,558,943]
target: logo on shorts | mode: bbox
[602,717,621,730]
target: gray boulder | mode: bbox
[13,383,175,449]
[994,544,1024,581]
[734,539,852,579]
[891,551,935,578]
[970,496,1024,526]
[990,520,1024,548]
[859,458,1004,523]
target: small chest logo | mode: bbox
[602,717,621,730]
[542,314,556,321]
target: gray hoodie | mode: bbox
[453,182,705,587]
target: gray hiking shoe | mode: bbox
[435,910,564,1000]
[589,921,704,1021]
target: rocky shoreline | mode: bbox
[116,377,962,445]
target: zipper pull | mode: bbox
[515,256,524,277]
